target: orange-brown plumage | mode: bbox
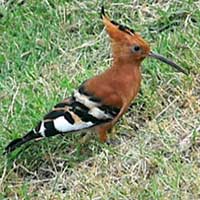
[85,9,151,141]
[4,7,187,154]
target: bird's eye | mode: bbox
[132,45,140,52]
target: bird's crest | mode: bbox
[100,6,151,62]
[101,6,136,42]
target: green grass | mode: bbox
[0,0,200,199]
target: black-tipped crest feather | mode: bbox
[101,6,135,35]
[101,6,106,18]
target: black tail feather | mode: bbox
[4,130,41,154]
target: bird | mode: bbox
[4,7,187,154]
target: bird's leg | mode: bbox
[96,123,113,142]
[98,128,108,142]
[111,102,128,127]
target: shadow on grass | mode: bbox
[3,133,105,180]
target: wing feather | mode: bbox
[34,83,120,137]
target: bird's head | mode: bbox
[101,7,187,74]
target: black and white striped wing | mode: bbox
[34,85,120,138]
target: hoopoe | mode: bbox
[4,7,187,154]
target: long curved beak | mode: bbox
[149,51,188,75]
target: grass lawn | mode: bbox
[0,0,199,199]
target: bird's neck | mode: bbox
[110,58,142,102]
[111,58,142,85]
[111,57,141,74]
[85,58,142,108]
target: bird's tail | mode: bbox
[4,130,41,154]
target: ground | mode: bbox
[0,0,199,199]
